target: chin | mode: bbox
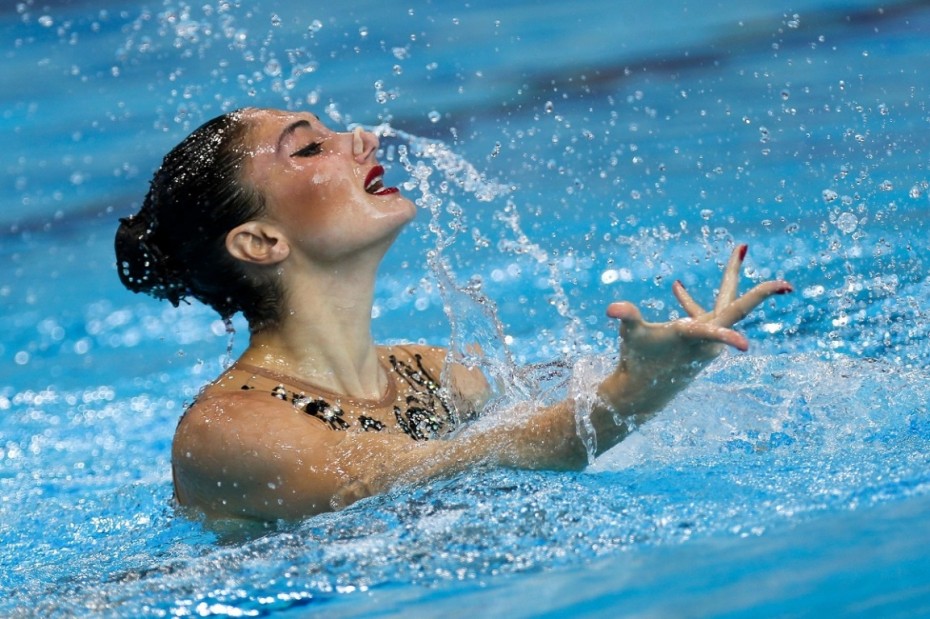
[394,192,418,220]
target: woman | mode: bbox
[115,108,792,521]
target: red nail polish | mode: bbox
[738,244,748,261]
[777,285,793,294]
[675,279,684,288]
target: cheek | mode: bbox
[278,170,342,214]
[286,177,359,235]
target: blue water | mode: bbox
[4,0,930,616]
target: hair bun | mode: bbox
[114,212,187,306]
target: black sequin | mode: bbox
[359,415,385,432]
[291,393,349,430]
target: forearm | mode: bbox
[351,362,702,501]
[349,401,588,496]
[590,358,701,456]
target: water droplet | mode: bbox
[822,189,838,203]
[835,212,858,234]
[264,59,281,77]
[427,110,441,123]
[802,285,825,298]
[38,15,53,27]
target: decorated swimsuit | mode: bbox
[213,345,470,441]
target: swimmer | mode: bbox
[115,109,792,521]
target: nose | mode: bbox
[351,126,379,163]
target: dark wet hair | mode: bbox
[115,110,282,329]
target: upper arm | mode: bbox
[173,393,380,520]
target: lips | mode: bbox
[364,165,399,196]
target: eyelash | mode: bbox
[291,141,323,158]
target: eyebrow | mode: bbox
[276,119,312,153]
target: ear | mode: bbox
[225,221,290,265]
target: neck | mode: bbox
[241,260,385,399]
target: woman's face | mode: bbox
[241,108,416,263]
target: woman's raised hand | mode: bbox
[607,244,792,372]
[591,245,792,451]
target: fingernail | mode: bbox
[738,244,748,260]
[674,279,685,288]
[777,284,793,294]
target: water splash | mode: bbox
[375,124,604,411]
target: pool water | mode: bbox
[4,0,930,616]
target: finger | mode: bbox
[673,280,706,317]
[678,319,750,352]
[606,301,647,344]
[715,244,748,313]
[714,279,793,326]
[606,301,643,324]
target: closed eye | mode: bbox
[290,141,323,158]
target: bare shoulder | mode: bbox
[174,386,286,445]
[172,384,344,520]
